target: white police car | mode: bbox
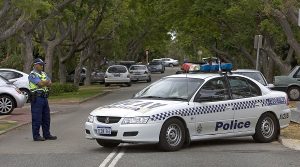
[85,67,291,151]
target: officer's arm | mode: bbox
[37,80,50,87]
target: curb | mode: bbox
[79,90,111,104]
[48,90,111,105]
[0,110,60,136]
[278,136,300,151]
[0,122,31,135]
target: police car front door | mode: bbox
[193,77,234,135]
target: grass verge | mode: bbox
[48,85,102,102]
[0,121,17,132]
[281,122,300,140]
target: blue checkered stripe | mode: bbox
[150,104,228,121]
[149,97,286,121]
[232,99,266,110]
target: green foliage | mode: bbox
[49,83,78,96]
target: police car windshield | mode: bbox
[135,77,204,101]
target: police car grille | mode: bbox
[97,116,121,124]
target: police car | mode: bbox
[85,64,291,151]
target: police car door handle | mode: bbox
[255,103,261,107]
[226,106,231,110]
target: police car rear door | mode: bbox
[193,77,234,135]
[227,76,263,133]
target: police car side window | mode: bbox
[228,77,261,99]
[194,77,230,102]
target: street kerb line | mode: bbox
[99,145,126,167]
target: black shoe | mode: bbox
[45,135,57,140]
[34,136,45,141]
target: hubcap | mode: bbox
[165,124,182,146]
[289,88,300,100]
[261,117,274,139]
[0,97,13,114]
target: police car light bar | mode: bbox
[200,63,232,72]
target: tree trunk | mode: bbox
[44,44,55,79]
[272,9,300,58]
[85,59,92,86]
[59,59,67,84]
[22,32,33,73]
[262,37,291,75]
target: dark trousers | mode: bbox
[31,96,51,139]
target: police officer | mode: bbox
[28,58,57,141]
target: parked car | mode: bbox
[272,66,300,100]
[232,69,274,89]
[119,61,136,70]
[148,61,165,73]
[0,68,30,102]
[67,67,105,85]
[105,65,131,87]
[161,58,179,67]
[0,76,26,115]
[129,65,151,82]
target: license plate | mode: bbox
[114,74,120,77]
[96,127,111,135]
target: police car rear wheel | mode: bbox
[159,118,185,151]
[253,113,278,143]
[96,139,120,148]
[0,95,15,115]
[20,89,31,103]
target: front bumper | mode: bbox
[85,121,162,143]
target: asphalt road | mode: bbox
[0,67,299,167]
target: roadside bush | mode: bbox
[49,83,79,96]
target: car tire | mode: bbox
[147,76,151,83]
[253,112,279,143]
[158,118,186,151]
[0,95,15,115]
[105,83,110,87]
[96,139,120,148]
[169,63,174,67]
[287,86,300,101]
[20,88,31,103]
[127,82,132,87]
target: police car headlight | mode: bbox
[122,116,150,124]
[87,115,94,123]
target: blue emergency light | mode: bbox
[200,63,232,72]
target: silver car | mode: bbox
[0,76,26,115]
[129,65,151,82]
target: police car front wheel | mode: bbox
[253,113,279,143]
[159,118,186,151]
[96,139,120,148]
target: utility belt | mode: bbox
[32,91,49,98]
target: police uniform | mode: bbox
[28,58,57,141]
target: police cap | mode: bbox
[33,58,45,65]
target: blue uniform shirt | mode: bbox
[28,70,50,85]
